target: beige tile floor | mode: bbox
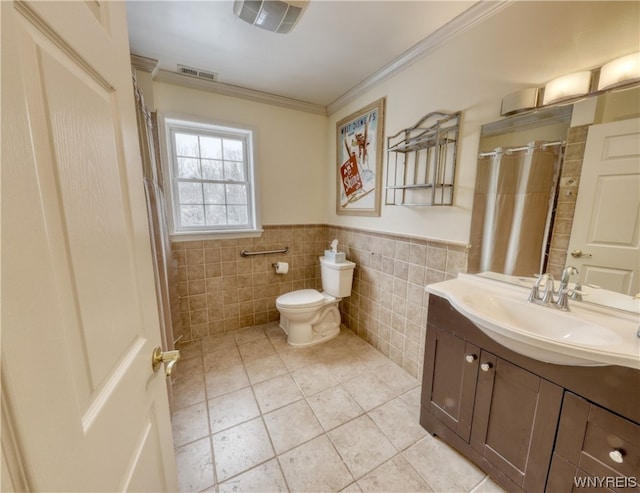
[171,322,506,493]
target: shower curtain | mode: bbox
[133,76,184,350]
[474,142,561,276]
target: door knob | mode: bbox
[152,347,180,377]
[571,249,592,258]
[480,362,493,372]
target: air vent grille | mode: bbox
[177,65,218,82]
[233,0,308,34]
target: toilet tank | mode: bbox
[320,257,356,298]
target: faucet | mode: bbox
[528,267,579,310]
[556,266,579,311]
[570,281,600,301]
[528,273,555,305]
[569,282,585,301]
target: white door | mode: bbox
[1,2,178,491]
[567,117,640,295]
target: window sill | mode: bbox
[169,229,264,242]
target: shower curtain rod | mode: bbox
[478,140,565,158]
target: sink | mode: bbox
[460,292,623,346]
[425,273,640,369]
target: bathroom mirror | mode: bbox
[468,106,571,277]
[468,87,640,315]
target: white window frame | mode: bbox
[160,114,261,240]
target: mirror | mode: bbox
[469,106,571,277]
[469,87,640,315]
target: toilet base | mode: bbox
[278,303,341,347]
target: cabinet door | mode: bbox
[471,354,563,492]
[547,453,618,493]
[554,393,640,493]
[422,327,480,442]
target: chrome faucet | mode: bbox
[528,266,579,311]
[528,273,555,305]
[542,274,556,305]
[570,281,600,301]
[556,266,579,311]
[569,282,585,301]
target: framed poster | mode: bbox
[336,97,385,216]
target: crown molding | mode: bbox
[154,70,327,115]
[130,54,160,77]
[143,1,513,116]
[326,1,516,115]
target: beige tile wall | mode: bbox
[172,225,468,379]
[547,125,588,278]
[328,226,468,379]
[172,225,325,340]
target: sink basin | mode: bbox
[426,274,640,369]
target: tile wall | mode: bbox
[172,225,326,340]
[172,225,468,379]
[546,125,588,278]
[328,227,468,379]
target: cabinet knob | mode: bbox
[609,449,624,464]
[480,362,493,372]
[465,354,477,363]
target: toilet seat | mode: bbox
[276,289,325,309]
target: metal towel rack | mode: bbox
[385,111,461,206]
[240,247,289,257]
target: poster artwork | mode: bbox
[340,153,363,198]
[338,110,376,207]
[336,97,384,216]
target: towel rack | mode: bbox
[240,247,289,257]
[385,111,461,206]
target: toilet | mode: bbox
[276,257,356,347]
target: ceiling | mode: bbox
[125,1,479,111]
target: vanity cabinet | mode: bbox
[470,353,562,491]
[422,313,561,492]
[422,327,479,442]
[547,392,640,492]
[421,295,640,493]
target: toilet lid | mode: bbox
[276,289,325,309]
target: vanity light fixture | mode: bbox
[500,87,540,116]
[233,0,309,34]
[542,71,593,105]
[597,51,640,91]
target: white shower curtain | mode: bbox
[475,142,561,276]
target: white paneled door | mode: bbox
[1,2,178,491]
[567,117,640,295]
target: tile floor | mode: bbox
[171,322,506,493]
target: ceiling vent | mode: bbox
[233,0,309,34]
[177,65,218,82]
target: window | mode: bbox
[164,118,259,237]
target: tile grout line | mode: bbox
[175,324,453,493]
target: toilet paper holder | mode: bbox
[273,261,289,274]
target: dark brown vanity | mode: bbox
[420,295,640,493]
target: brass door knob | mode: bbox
[152,347,180,377]
[571,249,592,258]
